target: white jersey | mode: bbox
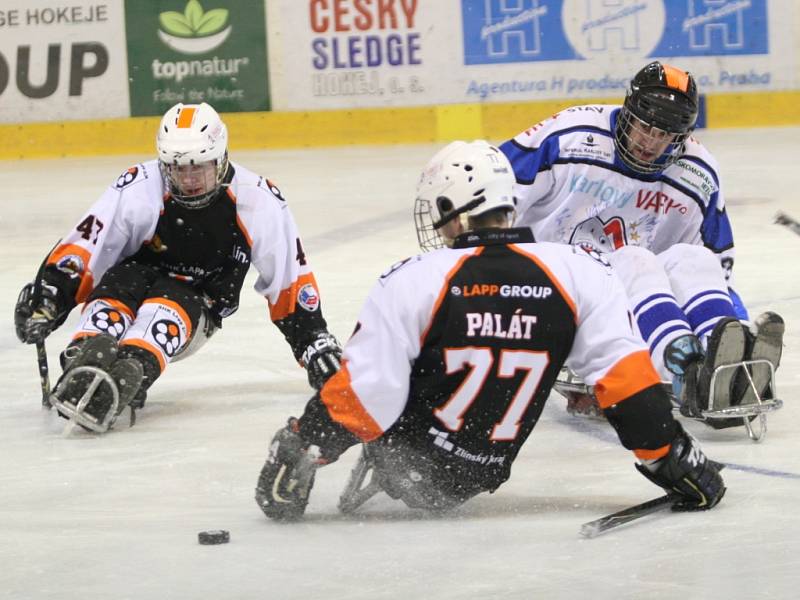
[316,231,662,456]
[499,105,735,283]
[45,159,323,328]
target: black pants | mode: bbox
[87,260,205,332]
[367,440,487,511]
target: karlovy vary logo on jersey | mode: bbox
[560,132,614,161]
[569,175,688,216]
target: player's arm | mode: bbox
[14,177,139,344]
[498,118,562,217]
[567,257,725,510]
[701,197,748,320]
[256,274,422,520]
[298,285,419,451]
[677,155,747,320]
[247,193,342,390]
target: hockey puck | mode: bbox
[198,530,230,545]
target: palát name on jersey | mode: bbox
[466,311,538,340]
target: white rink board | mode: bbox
[0,1,130,123]
[271,0,799,109]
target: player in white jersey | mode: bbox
[253,140,724,519]
[499,62,784,429]
[14,102,342,433]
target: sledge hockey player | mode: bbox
[499,61,784,432]
[14,102,342,433]
[254,140,725,519]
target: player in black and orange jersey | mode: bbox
[14,102,341,433]
[254,140,725,519]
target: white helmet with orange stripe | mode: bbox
[414,140,516,251]
[157,102,229,209]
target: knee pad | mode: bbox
[606,246,671,306]
[73,299,134,342]
[608,246,693,379]
[119,298,194,371]
[658,244,729,302]
[658,244,735,340]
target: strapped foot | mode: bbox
[51,336,143,433]
[733,312,784,406]
[679,318,746,424]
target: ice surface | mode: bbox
[1,130,799,599]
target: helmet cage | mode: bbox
[159,154,228,209]
[615,109,690,174]
[414,197,446,252]
[615,62,698,174]
[414,195,486,251]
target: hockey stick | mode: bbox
[775,211,800,236]
[30,241,61,409]
[579,494,677,539]
[35,341,52,409]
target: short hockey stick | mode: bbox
[30,241,60,409]
[579,494,677,539]
[775,212,800,236]
[35,341,52,409]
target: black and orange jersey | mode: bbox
[299,228,676,490]
[41,159,328,358]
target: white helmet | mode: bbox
[157,102,229,209]
[414,140,516,251]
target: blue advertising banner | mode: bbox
[462,0,577,64]
[652,0,768,57]
[463,0,769,65]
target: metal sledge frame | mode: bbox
[338,445,384,514]
[49,365,120,434]
[702,359,782,442]
[553,358,783,442]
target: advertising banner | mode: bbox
[272,0,796,110]
[125,0,269,116]
[0,1,129,123]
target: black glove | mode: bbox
[14,282,64,344]
[301,332,342,390]
[636,422,726,511]
[255,418,322,521]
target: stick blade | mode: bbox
[579,522,603,539]
[579,494,676,539]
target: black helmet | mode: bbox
[615,62,699,174]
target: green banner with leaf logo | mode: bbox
[125,0,269,116]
